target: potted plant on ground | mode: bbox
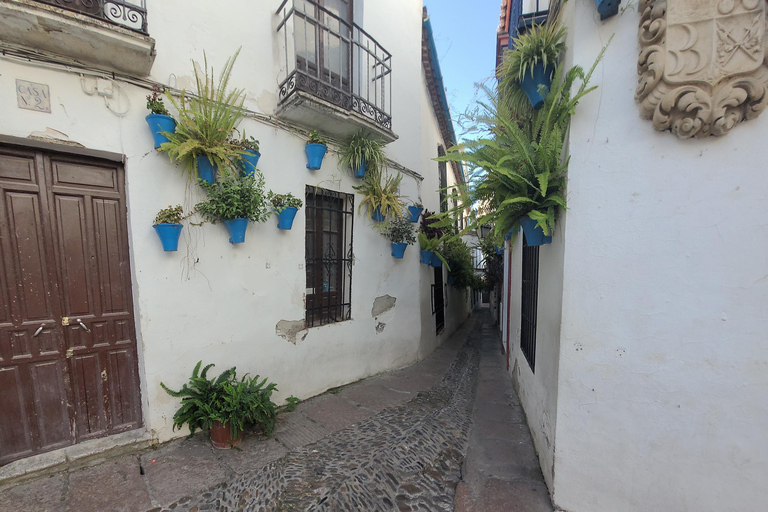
[230,131,260,177]
[499,20,566,110]
[339,131,387,179]
[159,50,246,184]
[145,85,176,149]
[382,215,417,259]
[195,172,270,244]
[268,191,303,230]
[305,130,328,170]
[353,168,404,222]
[160,361,279,449]
[407,202,423,223]
[152,205,184,252]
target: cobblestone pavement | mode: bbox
[155,328,480,512]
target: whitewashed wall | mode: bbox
[0,0,472,444]
[535,1,768,510]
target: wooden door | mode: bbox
[0,146,141,465]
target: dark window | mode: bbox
[520,234,540,371]
[438,145,447,213]
[305,186,354,327]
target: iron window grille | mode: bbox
[276,0,393,131]
[520,234,540,371]
[305,186,354,328]
[31,0,148,34]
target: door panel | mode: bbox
[0,147,141,466]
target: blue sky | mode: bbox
[423,0,500,140]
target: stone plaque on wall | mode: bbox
[636,0,768,138]
[16,79,51,113]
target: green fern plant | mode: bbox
[195,173,270,223]
[159,49,246,181]
[339,132,387,174]
[352,167,405,220]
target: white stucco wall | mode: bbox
[0,0,471,444]
[547,1,768,510]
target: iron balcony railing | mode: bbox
[276,0,393,131]
[31,0,148,35]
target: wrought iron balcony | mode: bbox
[511,0,549,40]
[31,0,148,34]
[276,0,393,139]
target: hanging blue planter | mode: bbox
[145,114,175,149]
[196,156,216,184]
[407,206,423,223]
[495,246,503,255]
[223,218,249,244]
[354,159,368,179]
[420,250,434,265]
[447,275,457,286]
[371,206,385,222]
[305,143,327,170]
[519,215,552,246]
[240,151,261,177]
[595,0,621,20]
[505,225,520,240]
[276,207,298,230]
[520,63,553,110]
[431,253,443,268]
[391,242,407,259]
[153,223,182,251]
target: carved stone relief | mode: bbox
[636,0,768,138]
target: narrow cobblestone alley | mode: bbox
[0,309,552,512]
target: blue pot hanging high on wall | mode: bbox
[519,215,552,246]
[145,114,176,149]
[240,150,261,177]
[391,242,407,259]
[223,218,249,244]
[305,143,327,170]
[153,223,183,252]
[420,250,434,265]
[430,253,443,268]
[407,205,423,223]
[276,207,298,230]
[520,64,553,110]
[595,0,621,20]
[371,206,385,222]
[354,159,368,179]
[196,156,216,184]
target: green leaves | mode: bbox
[196,173,270,223]
[352,167,405,220]
[382,215,417,244]
[267,191,303,213]
[339,131,387,175]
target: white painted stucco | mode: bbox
[505,1,768,510]
[0,0,471,445]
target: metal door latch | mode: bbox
[61,317,69,326]
[76,319,91,333]
[66,348,74,359]
[33,324,44,337]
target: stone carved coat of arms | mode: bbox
[636,0,768,138]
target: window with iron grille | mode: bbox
[438,145,447,213]
[305,186,354,327]
[520,235,540,371]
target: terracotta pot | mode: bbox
[209,421,242,449]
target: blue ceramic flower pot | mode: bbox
[495,246,503,255]
[305,143,327,170]
[196,156,216,184]
[354,160,367,179]
[519,215,552,246]
[391,242,407,259]
[596,0,621,20]
[430,253,443,268]
[145,114,175,149]
[504,225,520,240]
[223,218,249,244]
[520,63,553,110]
[420,250,434,265]
[240,151,261,177]
[407,206,423,223]
[153,223,182,251]
[371,206,385,222]
[277,207,298,230]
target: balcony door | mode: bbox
[296,0,353,92]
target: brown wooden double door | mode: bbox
[0,145,142,466]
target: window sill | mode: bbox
[0,0,155,76]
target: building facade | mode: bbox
[0,0,472,468]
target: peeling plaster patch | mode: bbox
[371,295,396,317]
[276,319,308,345]
[376,322,386,334]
